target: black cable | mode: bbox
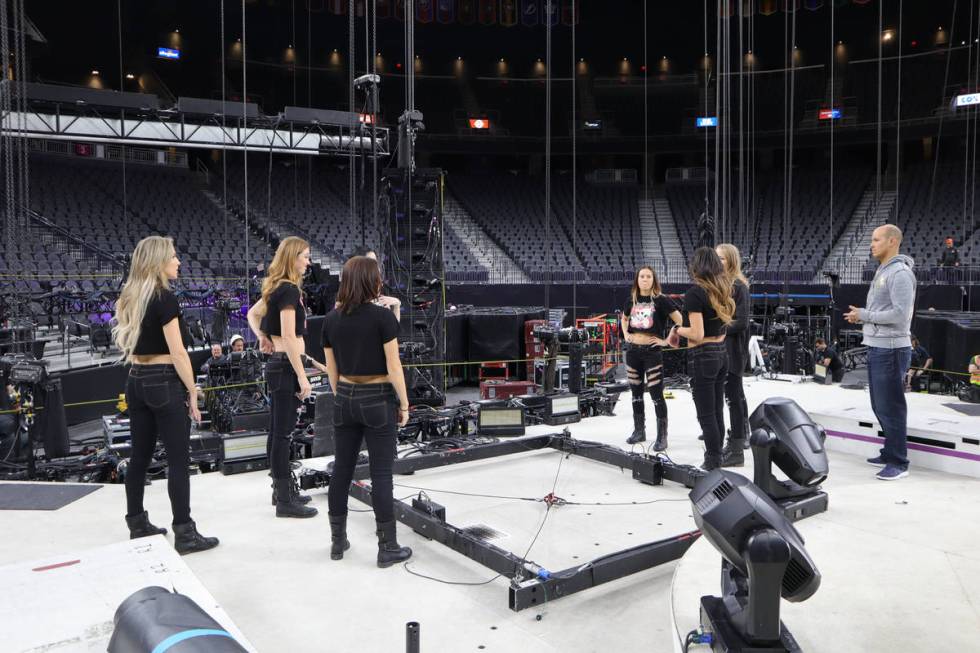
[403,561,502,587]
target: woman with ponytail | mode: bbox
[674,247,735,470]
[621,266,682,450]
[113,236,218,554]
[716,243,751,466]
[246,236,318,519]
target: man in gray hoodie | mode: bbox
[844,224,916,481]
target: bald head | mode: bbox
[870,223,903,263]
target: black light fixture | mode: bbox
[690,470,821,651]
[749,397,829,501]
[542,393,580,426]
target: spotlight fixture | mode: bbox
[125,73,135,80]
[749,397,829,502]
[91,70,100,75]
[477,404,526,437]
[690,470,821,651]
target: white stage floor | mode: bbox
[1,378,978,652]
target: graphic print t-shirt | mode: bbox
[623,294,677,336]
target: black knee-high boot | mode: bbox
[627,403,646,444]
[329,514,350,560]
[653,417,668,452]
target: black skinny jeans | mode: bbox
[327,382,398,524]
[688,342,729,460]
[125,364,191,525]
[625,344,667,423]
[724,350,748,442]
[265,354,301,480]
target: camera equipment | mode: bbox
[690,470,821,652]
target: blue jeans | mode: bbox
[868,346,912,469]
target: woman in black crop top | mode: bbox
[112,236,218,555]
[717,243,752,466]
[246,236,318,519]
[321,256,413,568]
[620,266,682,451]
[675,247,736,471]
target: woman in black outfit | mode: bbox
[246,236,318,519]
[322,256,412,568]
[112,236,218,554]
[673,247,736,470]
[716,243,751,466]
[621,266,682,450]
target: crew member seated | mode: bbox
[814,337,844,383]
[967,354,980,404]
[0,383,18,458]
[906,336,933,392]
[229,334,245,353]
[199,342,226,376]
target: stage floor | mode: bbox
[2,378,978,652]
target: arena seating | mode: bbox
[666,167,870,281]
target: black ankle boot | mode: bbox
[329,515,351,560]
[376,520,412,568]
[653,418,668,452]
[700,454,722,471]
[274,478,318,518]
[627,412,646,445]
[125,511,167,539]
[270,472,312,506]
[173,520,219,555]
[721,441,745,467]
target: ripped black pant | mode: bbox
[625,344,667,428]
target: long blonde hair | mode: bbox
[113,236,174,362]
[261,236,309,306]
[689,247,735,325]
[716,243,749,288]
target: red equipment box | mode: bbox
[479,380,538,400]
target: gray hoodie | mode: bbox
[859,254,916,349]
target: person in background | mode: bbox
[349,246,401,321]
[0,382,18,458]
[246,236,318,518]
[112,236,218,554]
[716,243,750,467]
[906,336,933,392]
[844,224,916,481]
[229,334,246,353]
[938,237,960,267]
[621,265,682,450]
[814,337,845,383]
[674,247,735,471]
[967,354,980,403]
[199,342,226,376]
[323,256,412,568]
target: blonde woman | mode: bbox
[674,247,736,471]
[246,236,318,518]
[113,236,218,554]
[716,243,751,466]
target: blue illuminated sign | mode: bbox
[157,47,181,60]
[696,117,718,128]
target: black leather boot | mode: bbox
[700,454,722,472]
[376,520,412,568]
[125,511,167,539]
[274,478,318,518]
[721,434,746,467]
[270,472,312,506]
[329,515,351,560]
[626,411,646,445]
[173,520,219,555]
[653,418,668,452]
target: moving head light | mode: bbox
[749,397,829,501]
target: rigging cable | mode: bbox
[929,0,960,211]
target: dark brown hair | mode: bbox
[689,247,735,325]
[630,265,661,303]
[336,256,382,314]
[815,337,826,346]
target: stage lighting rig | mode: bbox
[749,397,829,503]
[690,470,821,652]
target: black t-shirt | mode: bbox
[132,289,192,356]
[911,345,931,368]
[683,285,726,338]
[322,303,400,376]
[623,294,677,336]
[821,345,843,373]
[940,247,959,266]
[261,282,307,337]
